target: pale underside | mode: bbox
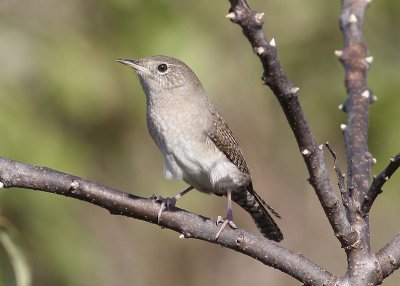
[162,136,250,195]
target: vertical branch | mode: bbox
[338,0,374,220]
[337,0,382,285]
[338,0,372,233]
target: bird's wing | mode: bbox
[206,110,250,175]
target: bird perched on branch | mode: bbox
[117,55,283,241]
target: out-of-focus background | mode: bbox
[0,0,399,285]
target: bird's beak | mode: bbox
[116,59,150,75]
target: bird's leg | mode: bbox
[215,191,238,240]
[153,186,194,224]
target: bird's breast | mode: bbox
[145,97,209,181]
[146,98,209,150]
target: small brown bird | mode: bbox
[118,55,283,241]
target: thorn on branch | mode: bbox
[334,50,344,58]
[290,87,300,95]
[361,90,370,99]
[301,148,311,157]
[269,38,276,47]
[338,98,350,113]
[226,12,236,21]
[254,46,265,55]
[349,14,358,24]
[360,90,378,105]
[0,181,4,188]
[254,12,264,24]
[365,56,374,64]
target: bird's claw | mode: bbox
[215,215,238,240]
[153,196,177,224]
[151,194,161,202]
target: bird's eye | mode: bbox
[157,63,168,73]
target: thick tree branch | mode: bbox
[337,1,389,285]
[362,154,400,215]
[0,157,336,285]
[338,0,373,219]
[226,0,356,248]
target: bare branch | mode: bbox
[362,154,400,215]
[338,0,373,213]
[337,0,389,285]
[0,156,336,285]
[226,0,356,247]
[376,234,400,280]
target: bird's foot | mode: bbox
[151,186,194,224]
[151,195,177,224]
[215,215,238,240]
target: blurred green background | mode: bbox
[0,0,399,285]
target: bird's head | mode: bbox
[117,55,202,97]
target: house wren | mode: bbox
[117,55,283,241]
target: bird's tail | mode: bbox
[231,184,283,242]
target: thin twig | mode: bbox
[362,153,400,215]
[226,0,356,248]
[0,156,336,285]
[325,142,349,209]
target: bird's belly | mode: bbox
[163,141,250,195]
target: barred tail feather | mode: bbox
[231,184,283,242]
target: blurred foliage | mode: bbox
[0,0,399,285]
[0,214,32,286]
